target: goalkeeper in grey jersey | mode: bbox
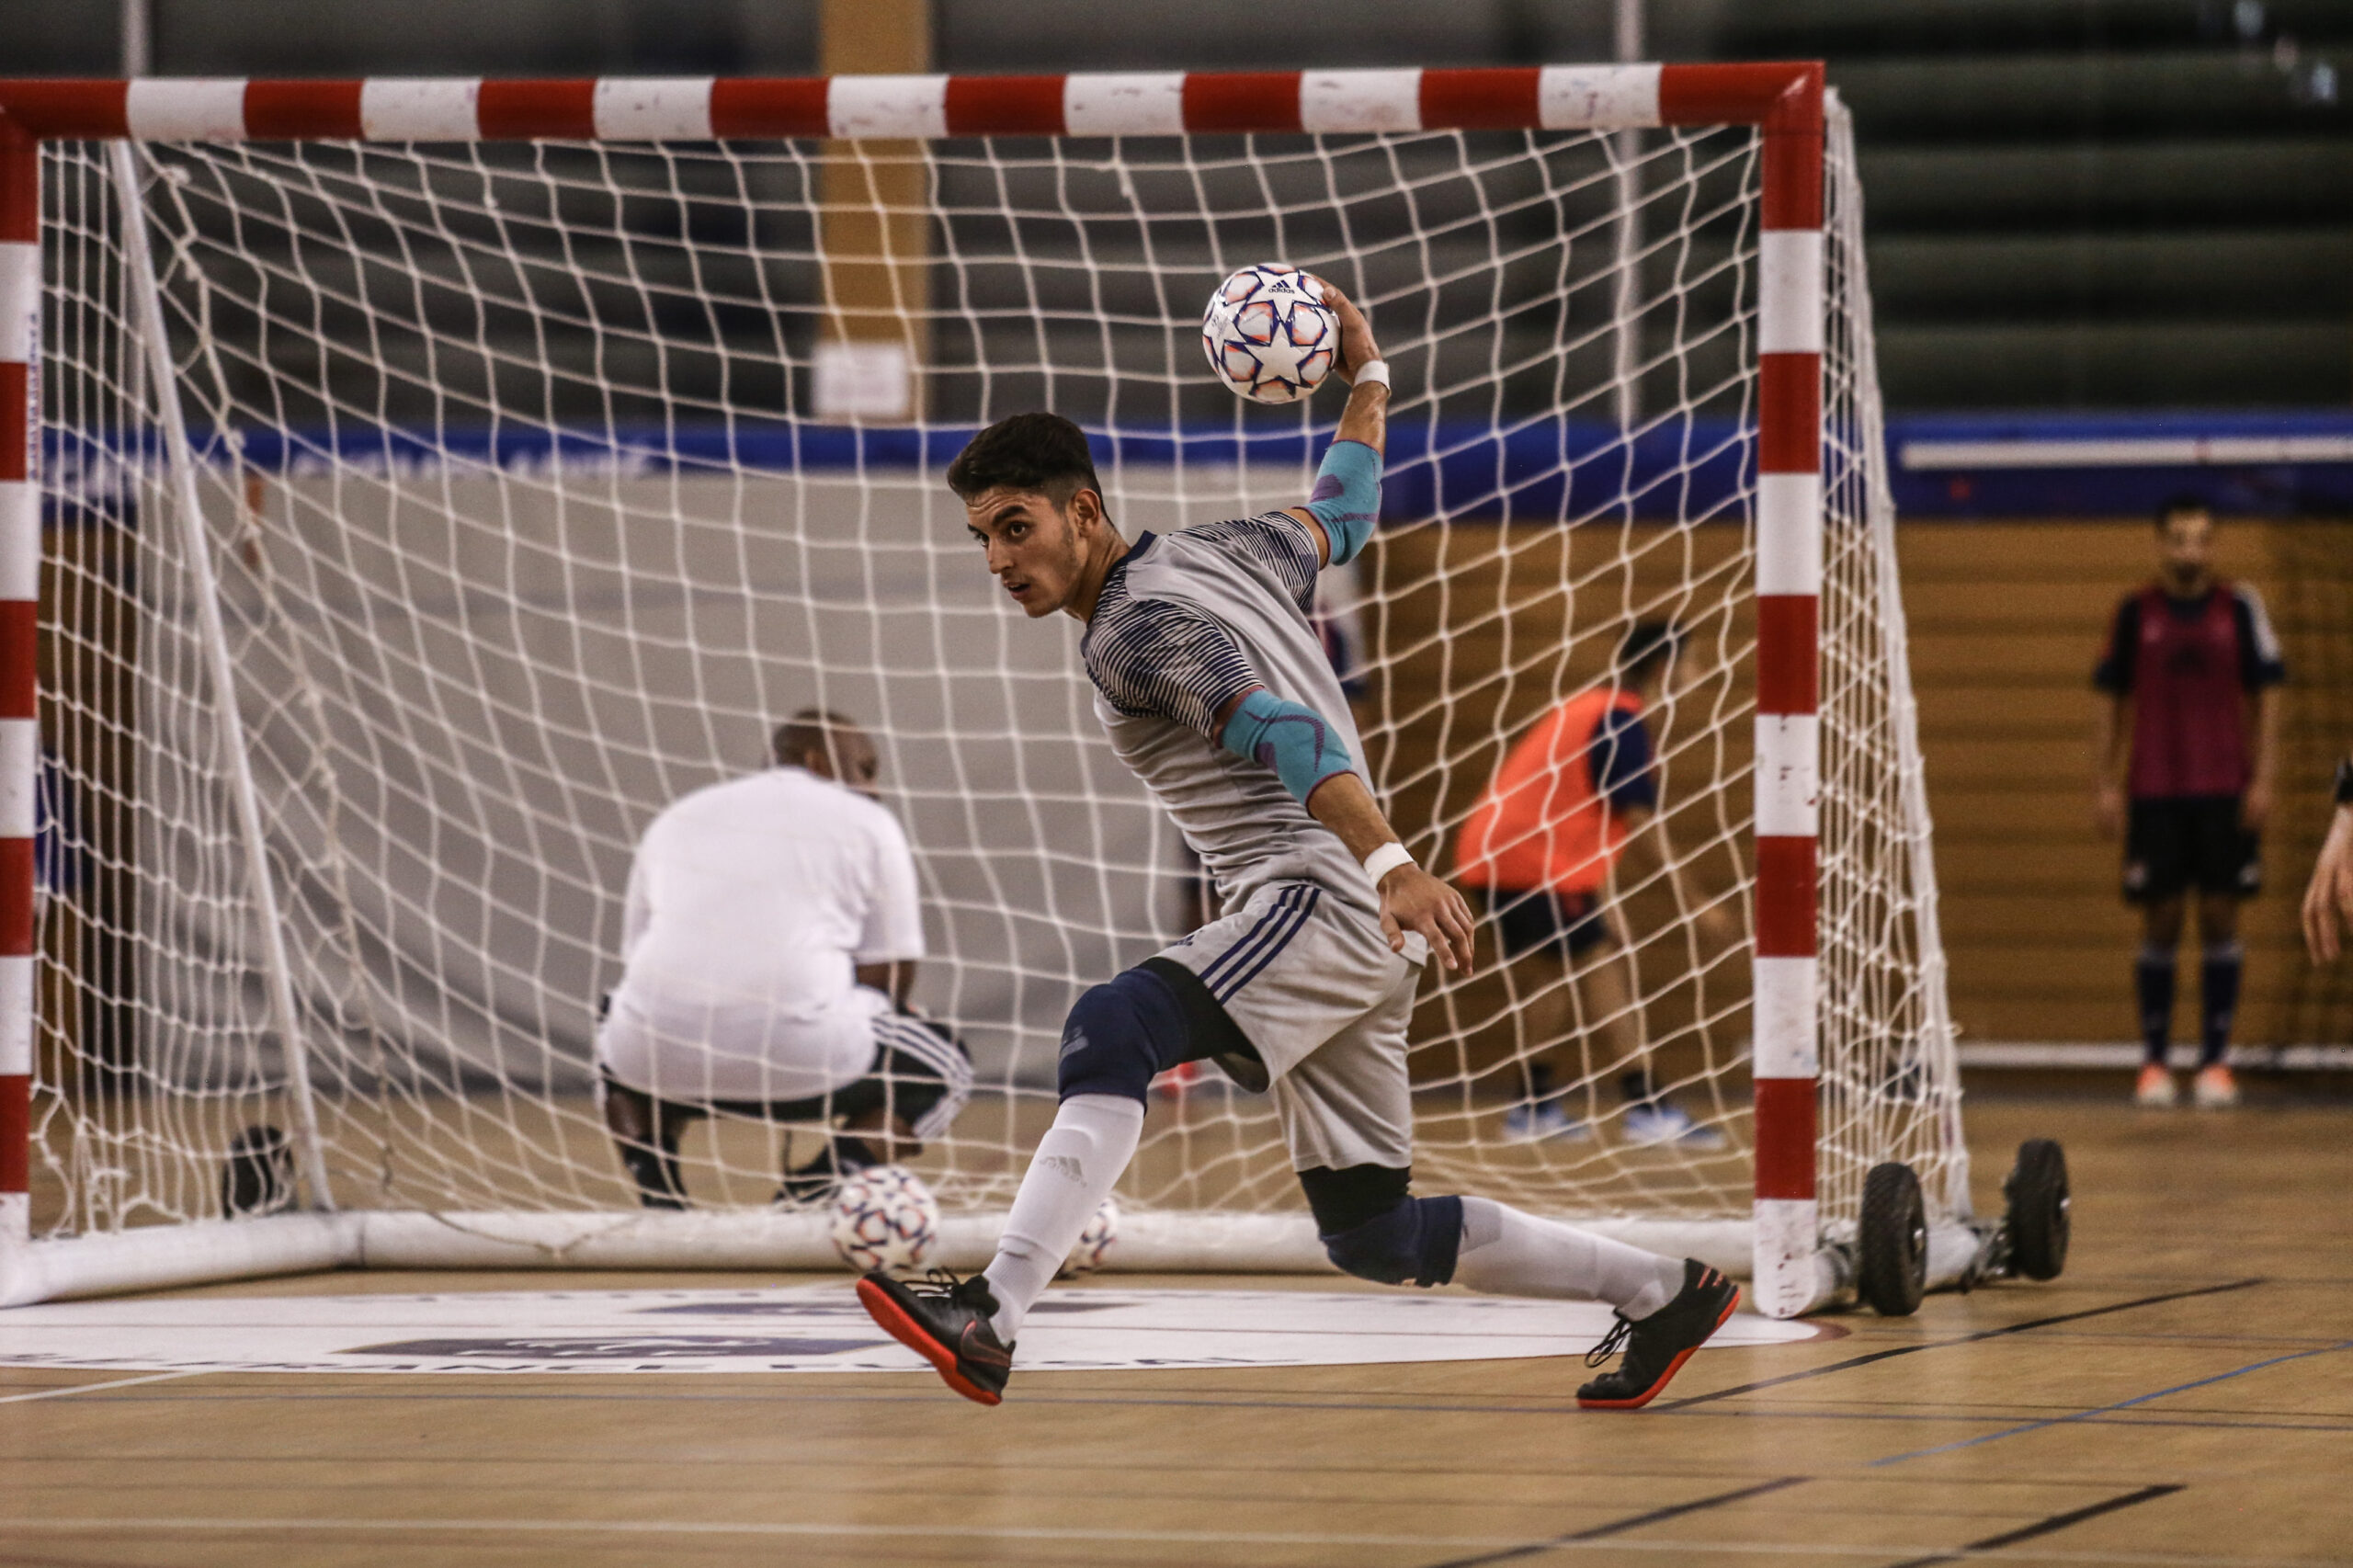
[857,282,1738,1410]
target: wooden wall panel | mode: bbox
[1368,516,2353,1071]
[1903,518,2353,1048]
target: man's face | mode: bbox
[964,485,1092,619]
[2158,510,2214,588]
[807,728,880,797]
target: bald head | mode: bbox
[772,709,879,794]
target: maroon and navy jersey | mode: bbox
[2092,581,2285,800]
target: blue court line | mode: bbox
[1869,1338,2353,1466]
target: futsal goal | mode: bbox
[2,63,1984,1317]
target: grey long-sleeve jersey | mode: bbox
[1082,513,1381,918]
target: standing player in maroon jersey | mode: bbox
[2092,498,2285,1108]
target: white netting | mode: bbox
[26,96,1961,1259]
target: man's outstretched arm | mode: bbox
[1287,280,1388,570]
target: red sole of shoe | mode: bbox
[855,1277,1005,1406]
[1575,1286,1742,1412]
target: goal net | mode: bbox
[7,66,1965,1315]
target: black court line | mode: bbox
[1660,1278,2266,1409]
[1869,1338,2353,1466]
[1416,1476,1807,1568]
[1879,1483,2184,1568]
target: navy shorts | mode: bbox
[2123,796,2261,903]
[1493,888,1614,962]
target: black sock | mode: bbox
[2199,942,2242,1068]
[620,1142,688,1210]
[2134,945,2177,1067]
[1620,1069,1657,1108]
[1522,1060,1557,1106]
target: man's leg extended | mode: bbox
[1287,971,1728,1410]
[980,964,1217,1335]
[1299,1163,1728,1409]
[857,960,1202,1403]
[1302,1164,1682,1316]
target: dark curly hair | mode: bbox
[945,412,1103,509]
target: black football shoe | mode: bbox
[856,1268,1015,1406]
[1574,1259,1741,1410]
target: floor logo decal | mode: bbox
[0,1285,1837,1375]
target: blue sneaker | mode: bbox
[1620,1100,1725,1150]
[1502,1100,1593,1143]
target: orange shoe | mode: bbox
[2193,1062,2239,1109]
[2134,1062,2177,1108]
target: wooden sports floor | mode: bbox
[3,1090,2349,1568]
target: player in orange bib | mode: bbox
[1456,622,1740,1146]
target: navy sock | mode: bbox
[2199,942,2243,1068]
[2134,946,2177,1067]
[1522,1060,1557,1106]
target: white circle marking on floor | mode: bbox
[0,1284,1836,1375]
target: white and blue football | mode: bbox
[828,1164,940,1275]
[1201,264,1338,405]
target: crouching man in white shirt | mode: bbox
[598,710,972,1206]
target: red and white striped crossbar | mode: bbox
[0,63,1828,1311]
[0,65,1815,142]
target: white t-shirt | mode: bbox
[610,767,926,1031]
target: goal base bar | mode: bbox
[1,1211,1982,1312]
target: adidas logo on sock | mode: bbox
[1040,1153,1084,1184]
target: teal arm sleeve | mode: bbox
[1302,438,1381,566]
[1219,687,1357,806]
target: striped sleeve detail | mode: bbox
[2233,584,2287,687]
[1084,580,1264,739]
[1179,512,1322,614]
[873,1013,973,1142]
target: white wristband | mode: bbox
[1361,841,1415,885]
[1351,358,1390,391]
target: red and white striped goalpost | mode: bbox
[0,64,1834,1315]
[0,112,37,1260]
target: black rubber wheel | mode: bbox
[222,1124,294,1217]
[2005,1138,2070,1281]
[1858,1160,1928,1316]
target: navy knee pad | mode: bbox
[1056,966,1189,1104]
[1321,1195,1465,1289]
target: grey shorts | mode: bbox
[1156,881,1424,1172]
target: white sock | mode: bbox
[981,1094,1143,1340]
[1453,1197,1686,1321]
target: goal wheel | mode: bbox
[2004,1138,2070,1281]
[221,1125,295,1217]
[1857,1161,1927,1316]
